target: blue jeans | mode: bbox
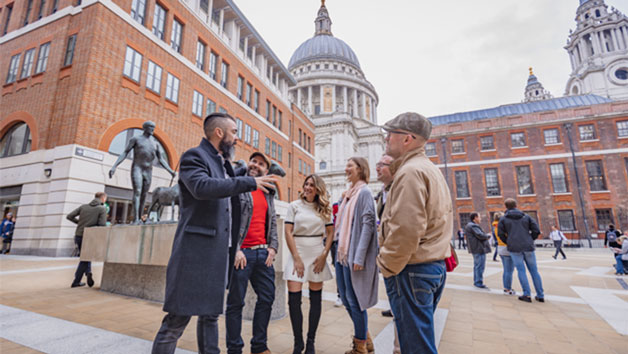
[615,255,626,274]
[73,236,91,284]
[152,313,219,354]
[472,253,486,287]
[335,263,368,340]
[225,248,275,354]
[499,255,514,290]
[510,251,544,298]
[384,261,446,354]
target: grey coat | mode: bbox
[163,138,257,316]
[237,188,278,250]
[338,187,379,311]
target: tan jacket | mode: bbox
[377,147,453,277]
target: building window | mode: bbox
[266,100,271,121]
[511,132,526,147]
[170,19,183,53]
[595,209,614,231]
[524,211,539,225]
[37,0,45,20]
[544,128,560,144]
[235,119,243,140]
[298,159,302,173]
[617,120,628,138]
[254,90,260,112]
[220,61,229,88]
[237,76,244,100]
[265,138,270,155]
[557,210,576,231]
[123,46,142,82]
[549,163,568,193]
[108,128,169,167]
[219,107,227,113]
[288,153,292,168]
[319,161,326,170]
[244,124,251,144]
[271,141,277,159]
[206,99,216,114]
[459,213,471,228]
[298,128,302,146]
[63,34,77,67]
[34,42,51,74]
[130,0,146,24]
[192,91,204,117]
[3,4,13,36]
[515,165,534,195]
[425,142,437,156]
[451,139,464,154]
[454,170,470,198]
[6,54,20,84]
[585,160,607,191]
[146,60,162,93]
[0,122,32,158]
[480,136,494,150]
[24,0,34,26]
[209,51,217,80]
[278,111,283,130]
[484,168,501,196]
[307,136,311,152]
[578,124,596,141]
[165,73,180,103]
[19,48,36,79]
[246,83,252,107]
[152,3,166,40]
[51,0,58,14]
[272,106,277,126]
[195,40,206,71]
[252,130,259,148]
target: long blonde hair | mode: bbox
[300,174,332,221]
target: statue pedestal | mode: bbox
[81,222,286,319]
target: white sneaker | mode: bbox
[334,296,343,307]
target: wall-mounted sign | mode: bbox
[75,147,104,161]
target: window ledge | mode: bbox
[618,136,628,140]
[518,194,536,197]
[3,82,15,88]
[551,193,572,196]
[480,149,496,152]
[511,146,528,149]
[451,152,466,156]
[580,139,599,142]
[590,190,610,194]
[544,143,562,146]
[32,72,44,78]
[486,196,502,199]
[16,77,29,83]
[456,197,472,200]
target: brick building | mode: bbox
[0,0,316,256]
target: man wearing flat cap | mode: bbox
[377,112,453,354]
[226,152,279,354]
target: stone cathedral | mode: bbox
[288,2,385,201]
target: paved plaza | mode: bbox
[1,249,627,354]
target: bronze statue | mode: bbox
[108,121,175,223]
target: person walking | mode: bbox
[335,157,379,354]
[1,212,14,254]
[284,174,334,354]
[151,113,276,354]
[465,213,492,290]
[378,112,452,354]
[549,225,567,260]
[611,236,628,275]
[497,198,544,303]
[493,212,515,295]
[457,228,466,250]
[225,152,279,354]
[66,192,107,288]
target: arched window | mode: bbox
[0,122,32,158]
[108,128,170,167]
[319,161,327,170]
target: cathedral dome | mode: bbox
[289,35,361,70]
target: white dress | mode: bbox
[283,199,334,282]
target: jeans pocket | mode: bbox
[408,272,442,306]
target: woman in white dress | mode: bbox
[284,174,334,354]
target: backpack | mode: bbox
[607,230,618,243]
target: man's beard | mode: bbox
[219,137,236,160]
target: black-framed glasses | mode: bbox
[386,130,417,139]
[376,162,391,168]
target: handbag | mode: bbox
[445,243,459,272]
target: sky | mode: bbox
[235,0,628,123]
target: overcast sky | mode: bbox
[235,0,628,123]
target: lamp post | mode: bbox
[564,123,592,248]
[441,137,449,187]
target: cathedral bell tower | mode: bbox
[564,0,628,100]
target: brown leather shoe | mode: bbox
[345,337,368,354]
[366,332,374,353]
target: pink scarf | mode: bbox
[335,180,366,265]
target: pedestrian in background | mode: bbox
[465,212,492,290]
[493,212,515,295]
[611,236,628,275]
[1,212,14,254]
[549,225,567,260]
[457,228,466,250]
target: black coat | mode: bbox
[465,222,491,254]
[497,209,541,253]
[163,139,257,316]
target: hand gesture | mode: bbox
[255,175,277,194]
[313,254,327,274]
[265,248,276,267]
[234,250,247,269]
[293,257,305,278]
[353,264,364,271]
[108,168,115,178]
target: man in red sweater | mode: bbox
[226,152,279,354]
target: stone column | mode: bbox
[591,32,602,54]
[568,50,576,70]
[331,85,336,113]
[297,87,302,110]
[360,92,366,119]
[610,28,620,51]
[615,28,625,50]
[319,85,324,113]
[353,89,358,118]
[343,86,348,113]
[207,0,213,24]
[219,8,225,35]
[577,42,586,61]
[622,26,628,49]
[308,86,313,114]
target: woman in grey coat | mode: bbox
[334,157,379,354]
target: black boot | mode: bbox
[289,291,304,354]
[305,289,322,354]
[86,272,94,287]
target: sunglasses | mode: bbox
[386,130,417,139]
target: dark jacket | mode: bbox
[605,228,622,248]
[237,188,278,250]
[497,209,541,253]
[163,138,257,316]
[66,199,107,236]
[1,218,14,240]
[465,222,491,254]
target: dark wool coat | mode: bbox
[497,209,541,253]
[163,138,256,316]
[465,222,492,255]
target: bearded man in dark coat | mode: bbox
[151,113,276,354]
